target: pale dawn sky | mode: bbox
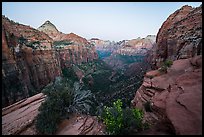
[2,2,202,41]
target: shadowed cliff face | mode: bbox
[2,16,98,107]
[153,5,202,67]
[2,26,61,107]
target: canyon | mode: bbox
[2,16,98,107]
[2,4,202,135]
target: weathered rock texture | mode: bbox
[2,24,61,107]
[2,93,46,135]
[56,114,105,135]
[132,55,202,135]
[2,93,105,135]
[2,16,98,107]
[153,5,202,67]
[37,21,98,68]
[37,20,63,41]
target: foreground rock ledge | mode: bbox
[132,55,202,135]
[2,93,46,135]
[2,93,105,135]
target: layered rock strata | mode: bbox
[153,5,202,67]
[132,55,202,135]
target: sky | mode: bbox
[2,2,202,42]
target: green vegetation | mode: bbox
[69,82,98,115]
[26,41,40,49]
[18,36,27,45]
[35,78,73,134]
[62,67,78,86]
[100,99,145,135]
[116,54,145,64]
[35,58,147,135]
[159,59,173,73]
[53,40,73,48]
[78,60,113,93]
[35,77,97,134]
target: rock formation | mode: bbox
[132,55,202,135]
[102,36,156,71]
[2,93,105,135]
[2,93,46,135]
[115,35,156,56]
[152,5,202,67]
[2,16,98,107]
[132,4,202,135]
[2,22,61,107]
[37,20,64,41]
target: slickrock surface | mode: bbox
[2,93,105,135]
[56,114,105,135]
[132,55,202,135]
[2,93,46,135]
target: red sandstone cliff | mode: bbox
[132,5,202,135]
[2,16,98,107]
[152,5,202,67]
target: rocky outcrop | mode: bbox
[2,16,98,107]
[132,55,202,135]
[37,20,64,41]
[2,15,53,49]
[56,114,105,135]
[2,93,105,135]
[2,93,46,135]
[153,5,202,67]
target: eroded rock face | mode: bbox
[2,25,61,107]
[2,16,98,107]
[115,35,156,56]
[37,20,64,41]
[2,15,53,49]
[37,21,98,68]
[153,5,202,67]
[132,55,202,135]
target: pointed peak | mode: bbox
[37,20,58,33]
[44,20,53,25]
[42,20,55,26]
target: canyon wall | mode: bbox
[132,5,202,135]
[2,16,98,107]
[152,5,202,67]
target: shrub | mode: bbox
[102,99,123,135]
[159,59,173,73]
[35,78,73,134]
[163,59,173,67]
[101,99,144,135]
[53,40,73,46]
[62,68,78,85]
[68,82,98,115]
[35,79,97,134]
